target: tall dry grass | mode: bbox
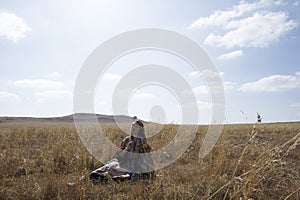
[0,122,299,199]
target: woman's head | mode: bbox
[130,120,145,138]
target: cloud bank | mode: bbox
[239,72,300,92]
[189,0,297,49]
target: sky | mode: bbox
[0,0,300,124]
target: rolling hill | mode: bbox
[0,113,137,123]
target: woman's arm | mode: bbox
[119,136,131,150]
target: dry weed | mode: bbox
[0,122,299,199]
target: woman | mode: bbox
[89,120,155,182]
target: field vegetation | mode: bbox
[0,121,299,199]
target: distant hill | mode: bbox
[0,113,138,123]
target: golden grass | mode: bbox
[0,121,299,199]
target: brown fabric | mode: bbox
[119,136,151,153]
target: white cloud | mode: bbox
[224,81,236,91]
[48,72,63,78]
[188,9,236,29]
[102,73,122,81]
[97,100,108,106]
[9,79,64,89]
[218,50,243,60]
[190,70,224,78]
[0,11,31,42]
[274,0,285,6]
[293,1,300,6]
[0,91,19,101]
[35,90,72,103]
[188,0,271,29]
[239,72,300,92]
[189,0,297,49]
[197,101,212,109]
[205,12,297,48]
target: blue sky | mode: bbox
[0,0,300,124]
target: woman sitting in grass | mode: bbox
[89,120,155,182]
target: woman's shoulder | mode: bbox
[122,136,132,145]
[123,136,131,142]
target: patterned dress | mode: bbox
[90,136,155,182]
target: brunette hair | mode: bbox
[132,120,145,138]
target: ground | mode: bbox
[0,121,299,199]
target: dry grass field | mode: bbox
[0,121,299,199]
